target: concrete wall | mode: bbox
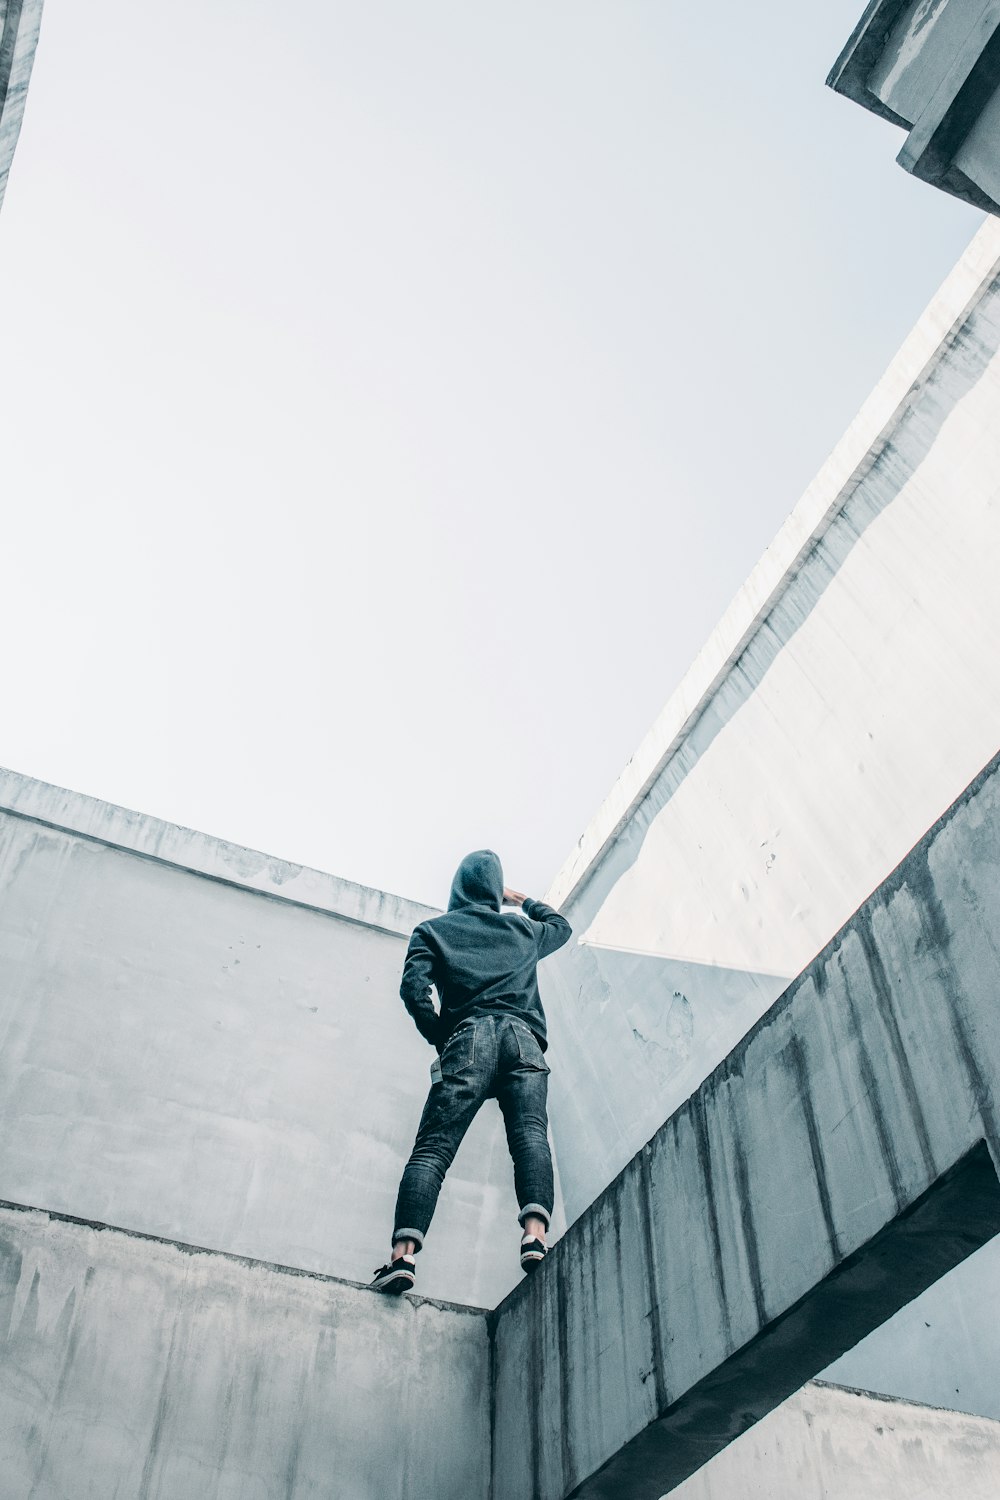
[2,1188,994,1500]
[0,1200,489,1500]
[0,770,537,1308]
[669,1380,1000,1500]
[491,748,1000,1500]
[542,217,1000,1229]
[533,215,1000,1445]
[0,0,43,213]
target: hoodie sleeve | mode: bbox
[400,925,443,1048]
[522,898,573,959]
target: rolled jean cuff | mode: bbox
[392,1227,425,1252]
[517,1203,550,1229]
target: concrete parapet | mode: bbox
[0,1200,489,1500]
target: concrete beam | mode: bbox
[0,1200,489,1500]
[491,748,1000,1499]
[0,0,42,214]
[829,0,1000,213]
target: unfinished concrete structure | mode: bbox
[1,219,1000,1495]
[4,8,1000,1497]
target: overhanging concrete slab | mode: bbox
[829,0,1000,212]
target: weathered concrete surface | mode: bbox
[542,218,1000,1229]
[0,772,549,1308]
[0,0,43,213]
[0,1201,489,1500]
[492,750,1000,1500]
[669,1380,1000,1499]
[1,1195,996,1500]
[828,0,1000,213]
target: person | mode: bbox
[371,849,572,1293]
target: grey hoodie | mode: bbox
[399,850,572,1051]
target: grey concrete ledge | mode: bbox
[0,1195,487,1319]
[0,766,438,937]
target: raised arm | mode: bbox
[399,925,443,1048]
[519,895,573,959]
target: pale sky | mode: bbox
[0,1,981,907]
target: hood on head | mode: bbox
[448,850,504,911]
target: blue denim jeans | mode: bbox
[393,1012,553,1248]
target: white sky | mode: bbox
[0,1,981,907]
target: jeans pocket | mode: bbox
[512,1021,550,1074]
[441,1023,476,1076]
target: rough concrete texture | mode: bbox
[0,783,547,1309]
[0,0,43,213]
[0,1202,489,1500]
[668,1380,1000,1500]
[491,750,1000,1500]
[2,1184,995,1500]
[828,0,1000,213]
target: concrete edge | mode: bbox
[0,766,439,939]
[0,1196,488,1319]
[811,1377,1000,1425]
[825,0,913,124]
[545,216,1000,912]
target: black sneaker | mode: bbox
[371,1255,416,1294]
[520,1236,547,1273]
